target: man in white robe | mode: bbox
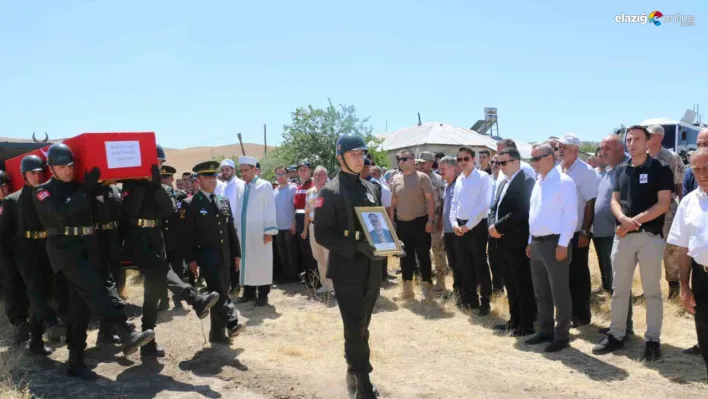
[217,158,244,292]
[233,156,278,306]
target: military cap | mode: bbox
[160,165,177,176]
[192,161,220,176]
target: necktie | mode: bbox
[210,194,219,214]
[379,232,385,243]
[490,179,508,222]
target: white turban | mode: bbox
[238,156,258,167]
[220,159,235,169]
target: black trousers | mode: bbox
[692,261,708,374]
[96,230,125,310]
[0,256,29,326]
[161,249,187,302]
[487,237,504,292]
[569,232,591,323]
[275,229,298,283]
[593,236,614,292]
[15,238,61,328]
[443,233,460,293]
[242,285,271,299]
[195,249,238,335]
[499,242,536,330]
[454,219,491,306]
[296,214,317,286]
[65,284,91,352]
[332,260,382,375]
[396,216,432,283]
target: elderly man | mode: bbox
[557,133,598,327]
[668,147,708,380]
[302,166,333,295]
[234,156,278,306]
[647,124,686,299]
[525,144,577,352]
[593,125,673,361]
[419,151,448,292]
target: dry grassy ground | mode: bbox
[2,245,708,398]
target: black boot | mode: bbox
[209,318,230,344]
[255,295,269,307]
[354,374,379,399]
[140,340,166,358]
[29,322,52,356]
[112,321,155,356]
[96,322,121,348]
[190,291,219,319]
[14,320,31,344]
[67,350,97,380]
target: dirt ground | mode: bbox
[2,247,708,399]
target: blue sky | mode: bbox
[1,0,706,149]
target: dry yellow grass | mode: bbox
[1,244,708,398]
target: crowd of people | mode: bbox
[1,124,708,396]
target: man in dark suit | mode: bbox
[368,213,394,244]
[488,147,537,336]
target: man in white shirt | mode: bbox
[557,133,598,327]
[525,143,577,352]
[496,139,536,183]
[450,146,493,315]
[668,147,708,379]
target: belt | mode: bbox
[532,234,560,242]
[295,209,306,214]
[96,221,118,231]
[131,218,161,228]
[47,226,96,236]
[344,230,364,240]
[24,230,47,239]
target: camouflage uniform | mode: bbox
[428,170,448,284]
[655,147,685,282]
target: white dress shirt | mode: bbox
[450,168,492,230]
[668,188,708,265]
[495,169,521,222]
[498,160,536,182]
[219,177,244,216]
[214,180,227,196]
[557,158,598,232]
[528,167,578,247]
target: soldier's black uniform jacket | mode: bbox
[120,179,174,263]
[32,178,101,273]
[179,190,240,268]
[4,186,48,241]
[162,185,188,252]
[0,196,15,260]
[314,171,382,285]
[91,184,122,228]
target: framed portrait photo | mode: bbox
[355,206,403,256]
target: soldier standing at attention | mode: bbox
[33,143,155,379]
[180,161,245,343]
[315,133,383,399]
[157,164,189,310]
[5,155,66,355]
[121,144,219,358]
[0,170,31,344]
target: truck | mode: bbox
[0,132,52,172]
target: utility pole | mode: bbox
[236,132,246,156]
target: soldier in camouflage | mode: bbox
[647,124,685,299]
[418,151,448,292]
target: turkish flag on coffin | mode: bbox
[5,132,159,192]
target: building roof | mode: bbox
[377,121,498,152]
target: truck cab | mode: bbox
[0,141,52,171]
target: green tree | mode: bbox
[279,99,389,175]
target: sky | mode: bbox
[1,0,707,149]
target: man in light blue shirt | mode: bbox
[273,166,298,283]
[439,156,460,299]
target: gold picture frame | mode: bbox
[355,206,403,256]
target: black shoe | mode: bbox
[121,329,156,356]
[67,351,97,380]
[29,341,53,356]
[667,282,680,300]
[545,339,569,352]
[238,295,254,304]
[255,297,269,307]
[227,323,246,338]
[209,334,230,344]
[683,344,702,355]
[598,327,632,342]
[354,374,379,399]
[193,292,220,319]
[592,334,624,354]
[510,328,535,337]
[469,301,480,310]
[525,333,554,345]
[494,321,516,331]
[96,327,121,348]
[140,341,166,358]
[14,321,31,344]
[644,341,662,361]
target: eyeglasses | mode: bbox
[396,157,410,162]
[497,160,516,166]
[457,156,471,162]
[530,153,551,163]
[490,161,497,165]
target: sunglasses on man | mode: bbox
[457,156,471,162]
[530,153,551,163]
[496,160,516,166]
[396,157,411,162]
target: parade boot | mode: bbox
[29,322,52,356]
[398,280,415,300]
[421,282,433,304]
[112,321,155,356]
[209,318,230,344]
[67,350,97,380]
[140,340,166,358]
[188,291,219,319]
[434,274,446,292]
[227,321,246,338]
[14,320,31,344]
[96,321,121,348]
[354,374,379,399]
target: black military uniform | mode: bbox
[33,143,156,379]
[158,165,189,309]
[314,134,383,399]
[90,183,126,346]
[180,161,244,342]
[121,144,218,357]
[4,155,65,355]
[0,170,31,343]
